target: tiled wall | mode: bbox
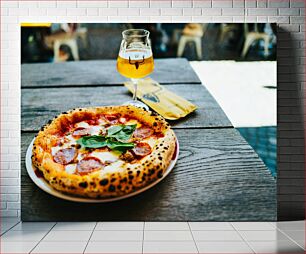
[1,0,304,219]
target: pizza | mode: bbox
[32,105,176,198]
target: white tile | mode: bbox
[189,222,234,231]
[276,221,305,231]
[1,241,37,253]
[1,220,20,232]
[12,222,55,231]
[1,218,20,224]
[232,222,276,231]
[85,241,142,253]
[52,222,96,231]
[32,241,87,253]
[239,230,291,241]
[90,230,143,241]
[145,222,189,230]
[248,240,304,253]
[143,241,198,253]
[1,223,19,233]
[295,239,305,250]
[95,222,143,231]
[42,230,91,242]
[197,241,253,253]
[144,230,193,241]
[193,230,242,241]
[282,230,305,249]
[1,230,47,242]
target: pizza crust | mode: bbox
[32,105,176,198]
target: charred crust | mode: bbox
[120,177,127,183]
[79,182,88,188]
[108,184,115,192]
[99,179,109,186]
[157,170,163,178]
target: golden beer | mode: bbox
[117,29,153,108]
[117,52,154,79]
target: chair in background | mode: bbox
[177,24,207,60]
[44,24,88,62]
[241,24,271,58]
[218,24,239,44]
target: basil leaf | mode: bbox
[107,125,124,136]
[77,124,137,151]
[77,135,108,148]
[107,140,135,152]
[108,124,137,141]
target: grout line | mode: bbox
[83,222,97,254]
[228,221,237,231]
[29,222,57,254]
[276,227,305,251]
[141,221,145,254]
[268,221,277,229]
[187,222,200,254]
[230,222,256,254]
[0,220,21,236]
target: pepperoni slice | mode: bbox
[53,148,77,165]
[72,127,91,138]
[132,142,152,157]
[76,157,104,175]
[104,114,120,124]
[134,126,154,139]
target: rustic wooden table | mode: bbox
[21,58,276,221]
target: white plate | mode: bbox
[26,137,179,203]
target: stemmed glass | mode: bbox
[117,29,154,109]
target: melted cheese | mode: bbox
[88,126,101,136]
[65,164,76,174]
[51,146,62,156]
[103,160,124,173]
[51,134,78,156]
[98,119,107,125]
[77,152,84,161]
[65,135,77,145]
[126,119,142,128]
[75,121,90,128]
[146,137,157,148]
[90,151,120,163]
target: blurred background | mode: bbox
[21,23,277,177]
[21,23,276,63]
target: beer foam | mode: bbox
[119,49,152,60]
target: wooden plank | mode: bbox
[21,129,276,221]
[21,84,232,131]
[21,58,201,87]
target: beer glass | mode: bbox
[117,29,154,108]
